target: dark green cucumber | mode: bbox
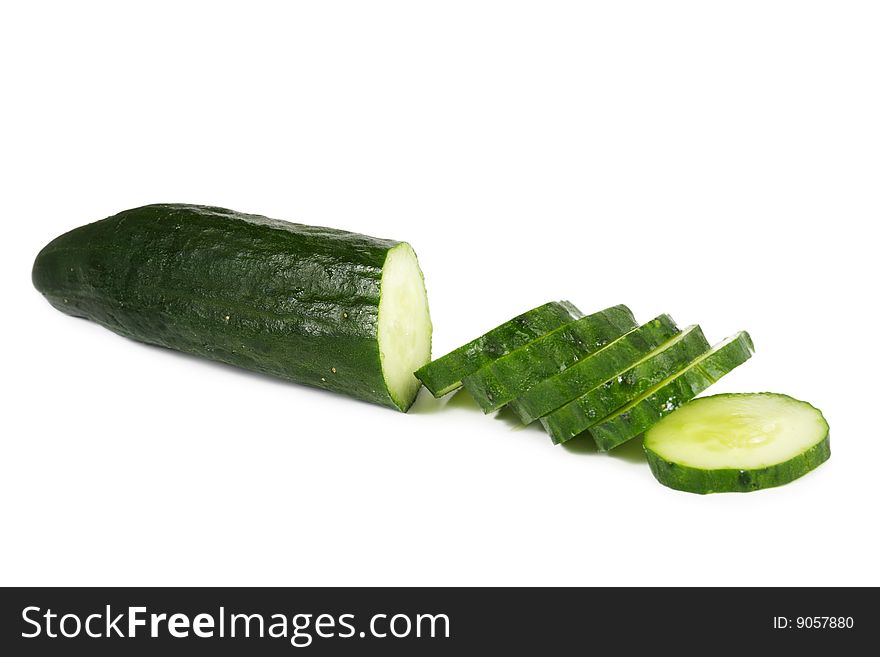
[540,325,710,444]
[645,393,830,494]
[509,314,680,424]
[414,301,581,397]
[589,331,754,451]
[32,203,432,411]
[462,305,637,413]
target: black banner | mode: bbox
[0,587,869,654]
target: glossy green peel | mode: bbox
[540,325,710,444]
[462,305,638,413]
[509,314,680,424]
[33,204,432,411]
[589,331,754,451]
[414,301,581,397]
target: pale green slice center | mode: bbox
[378,243,433,409]
[645,394,828,470]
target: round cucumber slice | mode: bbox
[644,393,830,494]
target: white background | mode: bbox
[2,1,878,586]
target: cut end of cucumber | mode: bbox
[644,393,830,493]
[378,242,432,411]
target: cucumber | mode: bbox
[462,305,638,413]
[540,325,710,444]
[414,301,581,397]
[509,314,680,424]
[32,203,432,411]
[589,331,754,451]
[644,393,830,494]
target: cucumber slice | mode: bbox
[462,305,638,413]
[540,325,710,444]
[509,314,680,424]
[644,393,830,494]
[589,331,754,451]
[414,301,582,397]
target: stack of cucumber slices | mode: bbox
[415,302,829,494]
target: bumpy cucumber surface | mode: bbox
[589,331,754,451]
[32,204,432,411]
[509,314,679,424]
[462,305,638,413]
[644,393,830,494]
[414,301,581,397]
[540,325,710,444]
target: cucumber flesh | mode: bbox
[509,314,680,424]
[378,243,434,410]
[644,393,830,494]
[540,325,710,444]
[589,331,754,451]
[414,301,582,397]
[462,305,638,413]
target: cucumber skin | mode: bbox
[644,393,830,494]
[509,314,679,424]
[462,305,638,414]
[414,301,581,397]
[589,332,754,451]
[32,203,418,411]
[540,325,710,444]
[646,435,830,494]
